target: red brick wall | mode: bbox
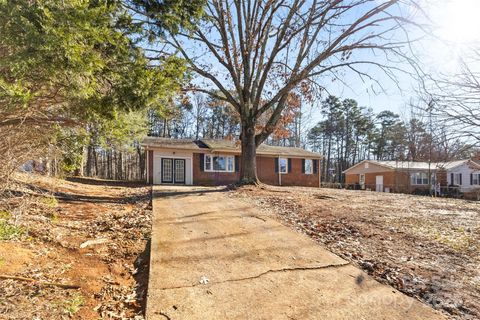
[192,153,320,187]
[256,156,278,185]
[346,170,432,193]
[257,156,320,187]
[346,171,403,191]
[345,174,359,185]
[192,152,240,185]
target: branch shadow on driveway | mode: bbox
[154,187,230,199]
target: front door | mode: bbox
[375,175,384,192]
[161,158,173,183]
[173,159,185,184]
[161,158,186,184]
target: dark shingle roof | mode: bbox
[343,159,479,173]
[141,137,202,150]
[202,139,321,157]
[141,137,322,158]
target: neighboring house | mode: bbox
[344,160,438,193]
[344,158,480,198]
[141,137,322,187]
[444,159,480,196]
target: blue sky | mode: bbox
[158,0,480,132]
[294,0,480,135]
[320,0,480,115]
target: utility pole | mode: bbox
[427,99,434,196]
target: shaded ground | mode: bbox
[0,174,151,319]
[147,186,445,320]
[232,186,480,320]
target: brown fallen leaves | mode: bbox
[232,185,480,320]
[0,174,151,319]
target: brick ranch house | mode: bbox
[141,137,322,187]
[344,159,480,198]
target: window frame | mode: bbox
[227,156,234,172]
[279,157,288,174]
[453,173,462,185]
[359,174,365,185]
[472,173,480,185]
[411,172,429,185]
[304,159,313,175]
[204,154,235,173]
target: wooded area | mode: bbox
[1,1,480,319]
[130,0,429,184]
[0,0,478,185]
[0,0,193,183]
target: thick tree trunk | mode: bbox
[86,145,93,176]
[137,146,145,180]
[239,121,258,184]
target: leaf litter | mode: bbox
[0,174,152,319]
[232,185,480,320]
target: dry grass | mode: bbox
[0,173,151,319]
[233,186,480,320]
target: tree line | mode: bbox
[1,1,478,186]
[143,91,474,185]
[0,0,198,184]
[308,96,472,183]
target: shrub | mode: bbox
[42,196,58,208]
[0,220,24,240]
[63,293,84,316]
[0,210,11,220]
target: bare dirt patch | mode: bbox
[232,186,480,320]
[0,174,151,319]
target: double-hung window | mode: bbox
[359,174,365,185]
[453,173,462,185]
[279,158,288,174]
[204,154,235,172]
[304,159,313,174]
[472,173,480,185]
[411,172,428,185]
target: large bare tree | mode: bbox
[130,0,420,184]
[419,51,480,146]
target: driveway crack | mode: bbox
[158,262,350,291]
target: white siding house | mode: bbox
[445,160,480,192]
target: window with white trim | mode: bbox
[411,172,428,185]
[453,173,462,185]
[205,155,211,171]
[279,158,288,174]
[227,156,234,172]
[204,155,235,172]
[472,173,480,185]
[304,159,313,174]
[359,174,365,185]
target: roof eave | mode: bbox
[343,160,396,173]
[209,148,322,158]
[141,145,202,152]
[142,139,322,158]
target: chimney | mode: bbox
[472,151,480,162]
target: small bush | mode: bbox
[42,196,58,208]
[0,210,11,220]
[0,221,24,240]
[50,213,59,224]
[63,293,84,316]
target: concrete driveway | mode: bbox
[146,186,445,320]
